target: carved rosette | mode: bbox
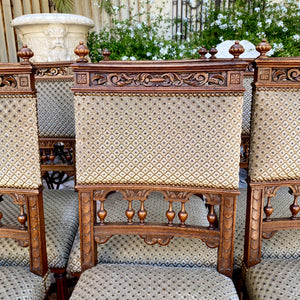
[91,72,227,88]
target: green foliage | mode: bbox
[88,0,300,61]
[52,0,73,13]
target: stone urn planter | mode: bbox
[11,13,94,62]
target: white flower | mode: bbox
[293,34,300,41]
[130,56,136,61]
[160,47,168,55]
[254,7,260,12]
[219,24,228,29]
[257,32,265,39]
[112,6,119,11]
[136,23,142,30]
[179,52,184,57]
[176,31,182,35]
[265,19,272,26]
[281,6,287,14]
[277,21,284,27]
[122,56,128,60]
[257,22,262,28]
[219,36,224,41]
[179,44,185,50]
[152,55,158,60]
[217,13,224,19]
[237,20,243,28]
[282,27,288,32]
[146,52,152,57]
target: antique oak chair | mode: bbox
[243,41,300,298]
[0,47,79,300]
[34,61,76,189]
[67,42,248,299]
[0,48,50,298]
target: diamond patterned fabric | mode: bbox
[241,76,253,135]
[0,95,41,189]
[75,93,243,189]
[36,79,75,137]
[245,259,300,299]
[249,88,300,182]
[67,191,218,274]
[70,264,239,300]
[0,190,78,269]
[0,266,51,300]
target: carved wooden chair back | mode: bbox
[0,46,48,277]
[71,42,248,279]
[244,40,300,268]
[33,61,76,189]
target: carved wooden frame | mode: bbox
[244,56,300,268]
[72,53,248,278]
[0,60,48,277]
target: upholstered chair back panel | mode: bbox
[36,79,75,138]
[241,76,253,135]
[75,93,243,189]
[0,95,41,189]
[249,88,300,182]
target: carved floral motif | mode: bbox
[273,68,300,82]
[36,67,68,77]
[0,75,17,88]
[91,72,226,87]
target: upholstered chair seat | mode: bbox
[0,266,51,300]
[0,190,78,270]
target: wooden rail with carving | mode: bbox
[244,40,300,268]
[0,46,48,276]
[72,42,249,278]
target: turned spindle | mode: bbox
[138,201,147,224]
[178,203,188,227]
[18,205,27,230]
[264,197,274,222]
[207,205,217,229]
[166,202,176,226]
[98,201,107,225]
[290,196,300,220]
[49,149,55,164]
[126,201,135,224]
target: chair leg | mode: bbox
[52,268,68,300]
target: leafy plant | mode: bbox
[51,0,74,13]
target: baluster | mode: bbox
[126,201,135,224]
[264,197,273,222]
[98,200,107,225]
[18,205,27,230]
[166,201,175,226]
[66,149,72,162]
[41,149,47,163]
[207,204,217,229]
[138,200,147,224]
[178,202,188,227]
[49,149,55,165]
[290,195,300,220]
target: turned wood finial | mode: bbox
[102,48,111,61]
[198,45,208,59]
[17,45,34,64]
[74,41,89,63]
[209,46,218,59]
[229,41,245,60]
[256,39,272,58]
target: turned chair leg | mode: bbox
[52,268,68,300]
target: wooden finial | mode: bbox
[256,39,272,58]
[17,45,34,64]
[209,46,218,59]
[198,45,208,59]
[229,41,245,60]
[74,41,89,63]
[102,48,111,61]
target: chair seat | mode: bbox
[0,266,51,300]
[245,258,300,299]
[70,263,239,300]
[0,189,78,269]
[67,192,218,274]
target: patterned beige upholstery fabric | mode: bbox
[70,264,239,300]
[249,88,300,182]
[0,190,78,269]
[67,192,218,274]
[234,187,300,269]
[245,259,300,300]
[241,76,253,135]
[0,95,41,189]
[75,93,243,189]
[0,266,51,300]
[36,79,75,138]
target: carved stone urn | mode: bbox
[11,14,94,62]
